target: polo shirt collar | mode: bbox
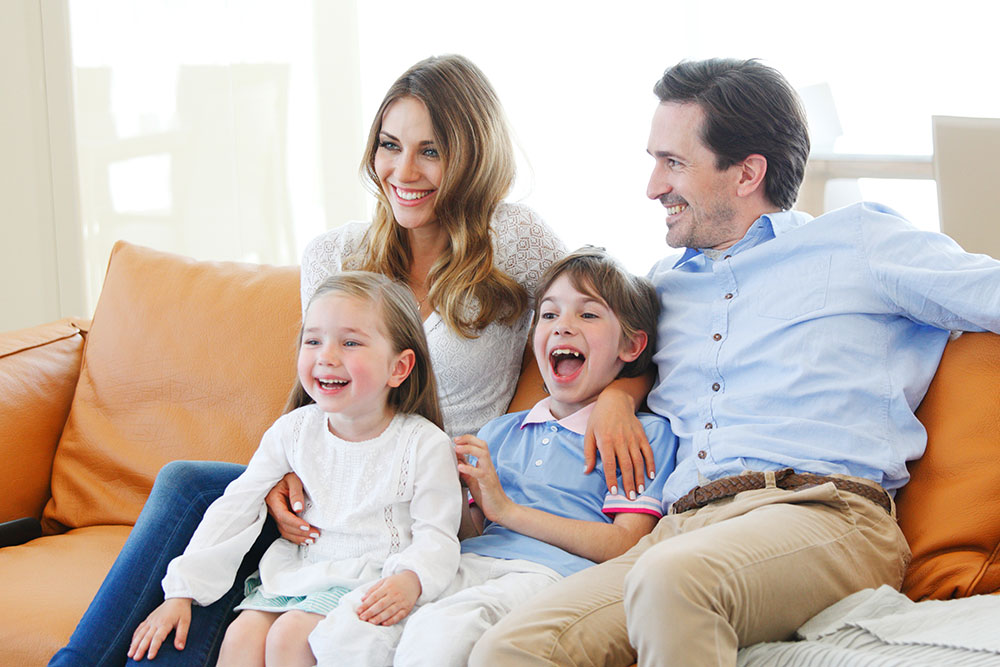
[522,398,595,435]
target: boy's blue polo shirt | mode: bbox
[460,399,677,576]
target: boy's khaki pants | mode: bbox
[469,480,910,667]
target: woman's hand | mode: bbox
[127,597,192,661]
[357,571,422,626]
[265,472,320,545]
[584,387,656,499]
[455,435,515,524]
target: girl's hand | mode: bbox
[265,472,320,545]
[454,435,514,524]
[127,597,192,661]
[584,387,656,500]
[357,571,422,626]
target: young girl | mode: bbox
[127,272,461,667]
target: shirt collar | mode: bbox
[672,209,813,269]
[522,398,595,435]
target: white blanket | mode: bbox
[737,585,1000,666]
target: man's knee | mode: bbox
[625,540,714,607]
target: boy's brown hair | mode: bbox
[533,246,660,378]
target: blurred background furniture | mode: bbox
[933,115,1000,259]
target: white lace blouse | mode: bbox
[162,408,462,605]
[300,202,567,438]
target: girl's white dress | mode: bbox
[161,406,462,609]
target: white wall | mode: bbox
[0,0,84,332]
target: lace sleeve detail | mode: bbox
[299,222,371,314]
[491,202,568,305]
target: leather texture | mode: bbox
[0,318,87,524]
[898,331,1000,600]
[0,525,130,664]
[41,241,301,533]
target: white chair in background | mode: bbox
[932,115,1000,259]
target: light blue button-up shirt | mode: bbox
[461,400,676,576]
[647,202,1000,505]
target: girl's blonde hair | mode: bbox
[358,54,528,338]
[285,272,444,430]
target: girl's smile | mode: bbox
[298,293,414,441]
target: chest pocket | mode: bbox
[756,255,831,320]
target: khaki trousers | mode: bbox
[469,480,910,667]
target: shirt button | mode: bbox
[550,425,558,432]
[534,459,544,467]
[724,293,734,300]
[712,383,721,391]
[698,450,707,459]
[704,423,713,429]
[541,438,551,445]
[713,333,722,341]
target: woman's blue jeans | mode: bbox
[49,460,278,667]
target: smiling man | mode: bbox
[469,58,1000,667]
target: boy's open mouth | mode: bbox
[550,348,585,378]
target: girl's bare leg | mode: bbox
[216,610,279,667]
[266,610,324,667]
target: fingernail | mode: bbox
[293,501,303,512]
[629,490,637,500]
[611,486,618,495]
[310,532,319,538]
[300,525,309,531]
[650,471,656,479]
[305,538,314,545]
[638,484,645,494]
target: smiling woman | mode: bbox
[374,97,443,232]
[51,53,574,667]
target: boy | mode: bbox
[391,247,677,666]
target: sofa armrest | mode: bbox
[0,318,88,525]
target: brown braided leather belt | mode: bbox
[670,468,892,515]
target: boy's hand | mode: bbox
[584,388,655,500]
[455,435,514,524]
[265,472,320,545]
[128,597,192,661]
[357,571,422,626]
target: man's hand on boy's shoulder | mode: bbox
[585,389,657,500]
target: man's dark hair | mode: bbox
[654,58,810,210]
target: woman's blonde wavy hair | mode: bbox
[359,54,528,338]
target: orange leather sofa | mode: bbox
[1,241,998,665]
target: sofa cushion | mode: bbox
[898,332,1000,600]
[42,242,301,533]
[0,525,131,665]
[0,318,87,523]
